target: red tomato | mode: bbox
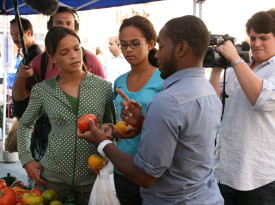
[12,187,27,204]
[0,187,16,205]
[30,187,43,196]
[22,193,43,205]
[78,113,98,131]
[0,179,7,190]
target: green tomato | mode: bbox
[42,190,57,204]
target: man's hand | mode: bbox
[113,125,142,139]
[17,64,34,79]
[116,88,143,126]
[24,161,46,186]
[77,119,111,145]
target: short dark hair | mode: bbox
[10,17,33,36]
[246,8,275,36]
[45,26,80,56]
[119,15,158,67]
[164,15,210,59]
[47,6,79,31]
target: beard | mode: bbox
[159,51,177,79]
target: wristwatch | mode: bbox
[231,57,244,68]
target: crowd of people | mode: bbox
[5,5,275,205]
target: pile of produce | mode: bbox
[0,179,63,205]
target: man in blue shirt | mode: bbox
[78,15,224,205]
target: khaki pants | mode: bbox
[44,178,93,205]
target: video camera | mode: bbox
[203,34,252,68]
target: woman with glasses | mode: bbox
[113,15,163,205]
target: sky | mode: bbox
[75,0,275,53]
[1,0,275,63]
[202,0,275,43]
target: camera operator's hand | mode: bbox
[13,63,34,101]
[217,40,240,64]
[17,64,34,79]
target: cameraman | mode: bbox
[210,9,275,204]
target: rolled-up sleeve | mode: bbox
[253,79,275,111]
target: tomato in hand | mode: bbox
[88,154,104,170]
[78,114,98,131]
[0,179,7,190]
[115,121,133,134]
[0,187,16,205]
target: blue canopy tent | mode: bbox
[0,0,163,15]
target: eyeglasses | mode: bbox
[118,41,148,50]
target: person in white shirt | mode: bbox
[209,8,275,205]
[104,36,131,86]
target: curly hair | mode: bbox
[119,15,158,67]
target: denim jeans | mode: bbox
[219,181,275,205]
[114,172,143,205]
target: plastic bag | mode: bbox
[88,161,120,205]
[5,117,18,152]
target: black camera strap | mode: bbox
[221,67,229,121]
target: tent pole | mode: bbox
[1,14,8,161]
[193,0,196,16]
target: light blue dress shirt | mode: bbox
[134,67,224,205]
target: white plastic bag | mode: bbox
[88,161,120,205]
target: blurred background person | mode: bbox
[95,46,106,67]
[104,35,131,86]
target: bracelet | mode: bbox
[97,140,113,156]
[133,116,145,129]
[231,57,244,68]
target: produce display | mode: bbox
[0,179,63,205]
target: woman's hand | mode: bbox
[24,161,46,186]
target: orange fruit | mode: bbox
[114,121,132,134]
[88,154,104,170]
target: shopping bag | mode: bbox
[5,117,18,152]
[88,161,120,205]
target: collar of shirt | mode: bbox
[111,54,124,59]
[163,67,205,90]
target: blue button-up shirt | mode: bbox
[134,67,224,205]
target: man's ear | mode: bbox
[25,29,32,37]
[178,41,188,57]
